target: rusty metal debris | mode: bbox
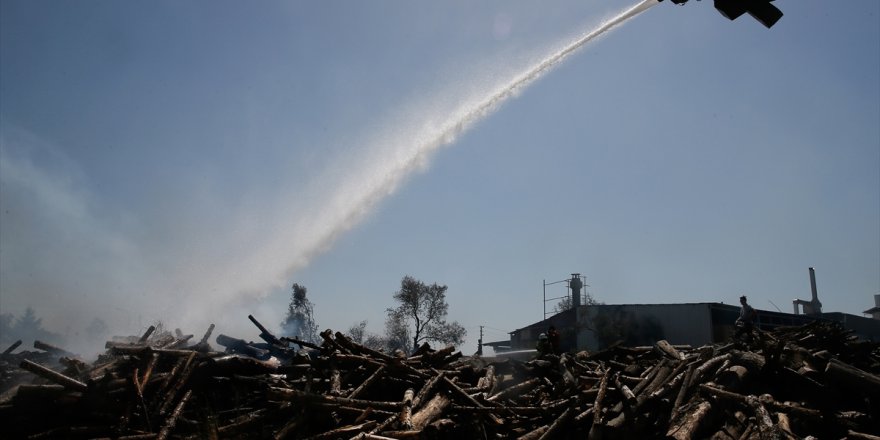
[1,319,878,439]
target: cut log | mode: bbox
[667,400,712,440]
[411,393,450,430]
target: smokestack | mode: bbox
[807,267,823,315]
[570,274,583,309]
[809,267,818,302]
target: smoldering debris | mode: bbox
[0,319,878,439]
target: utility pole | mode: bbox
[477,326,484,356]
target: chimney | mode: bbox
[808,267,823,315]
[569,274,583,308]
[809,267,818,302]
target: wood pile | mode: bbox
[0,319,878,439]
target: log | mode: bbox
[631,359,666,396]
[715,365,750,392]
[614,373,636,407]
[699,384,822,418]
[517,425,548,440]
[746,394,781,439]
[539,406,574,440]
[587,370,610,440]
[157,389,192,440]
[848,431,880,440]
[412,370,444,409]
[280,336,321,351]
[333,331,394,362]
[33,340,76,358]
[670,363,697,422]
[411,393,450,430]
[158,352,197,415]
[476,365,497,394]
[655,340,684,361]
[139,325,156,343]
[348,366,386,400]
[248,314,284,346]
[667,400,712,440]
[397,388,415,429]
[215,334,270,359]
[351,434,398,440]
[825,358,880,395]
[268,387,403,410]
[19,359,88,391]
[487,377,544,402]
[330,367,342,396]
[441,377,503,425]
[304,421,377,440]
[2,339,22,355]
[199,323,215,345]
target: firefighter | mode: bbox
[536,333,551,357]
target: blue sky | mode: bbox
[1,0,878,354]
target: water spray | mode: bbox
[280,0,662,284]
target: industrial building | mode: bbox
[485,268,880,354]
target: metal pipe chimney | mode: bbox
[570,274,583,308]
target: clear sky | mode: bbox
[1,0,878,355]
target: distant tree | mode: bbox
[10,307,64,345]
[345,320,388,352]
[280,283,319,343]
[86,318,109,342]
[385,276,466,352]
[0,313,14,346]
[553,290,601,313]
[384,309,412,353]
[347,320,368,344]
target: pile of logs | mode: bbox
[1,318,878,439]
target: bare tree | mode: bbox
[280,283,319,343]
[385,276,466,352]
[553,291,602,313]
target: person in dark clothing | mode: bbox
[735,295,757,341]
[547,326,561,354]
[536,333,551,357]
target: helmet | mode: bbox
[538,333,548,340]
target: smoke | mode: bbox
[0,1,656,354]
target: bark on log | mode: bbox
[348,366,386,400]
[539,406,574,440]
[847,431,880,440]
[397,388,415,429]
[19,359,88,391]
[655,340,684,361]
[33,340,76,358]
[667,400,712,440]
[411,393,450,430]
[157,389,192,440]
[139,325,156,343]
[412,370,443,409]
[2,340,22,355]
[517,425,549,440]
[487,377,543,402]
[671,363,697,422]
[825,358,880,395]
[268,387,403,410]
